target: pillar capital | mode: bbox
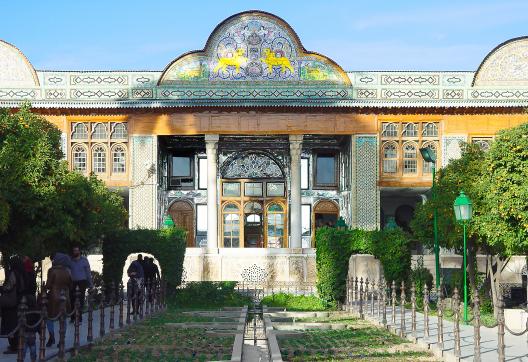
[289,135,303,158]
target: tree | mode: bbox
[0,104,127,261]
[474,123,528,311]
[410,143,486,293]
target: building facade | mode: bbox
[2,11,528,284]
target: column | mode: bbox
[289,135,303,248]
[205,134,220,249]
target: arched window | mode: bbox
[267,203,285,248]
[111,123,128,139]
[421,141,438,174]
[402,123,418,137]
[92,123,107,139]
[403,142,417,174]
[92,144,107,173]
[223,203,240,248]
[382,142,398,174]
[472,139,491,152]
[71,123,88,140]
[381,122,398,137]
[112,144,126,173]
[71,144,87,172]
[422,123,438,137]
[244,202,262,214]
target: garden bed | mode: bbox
[272,311,438,361]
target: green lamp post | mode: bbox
[453,191,473,324]
[420,146,440,289]
[163,214,175,228]
[336,217,347,230]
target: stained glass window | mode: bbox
[71,123,88,139]
[403,142,417,174]
[223,182,241,197]
[266,182,285,197]
[92,123,107,139]
[223,203,240,248]
[382,142,398,174]
[111,123,128,139]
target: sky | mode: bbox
[1,0,527,71]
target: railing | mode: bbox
[2,279,167,362]
[346,275,528,362]
[235,281,317,298]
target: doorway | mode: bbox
[168,200,195,246]
[313,200,339,245]
[244,201,263,247]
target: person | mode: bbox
[0,255,25,354]
[21,256,38,361]
[69,246,92,323]
[127,255,144,314]
[45,253,73,347]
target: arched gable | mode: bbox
[0,40,39,87]
[473,36,528,86]
[159,10,350,85]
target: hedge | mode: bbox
[315,227,411,306]
[102,227,186,293]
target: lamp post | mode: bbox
[453,191,473,324]
[163,214,175,229]
[420,147,440,289]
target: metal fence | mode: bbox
[346,275,528,362]
[1,279,167,362]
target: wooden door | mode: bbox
[168,201,194,246]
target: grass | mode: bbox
[277,318,437,361]
[262,293,331,311]
[71,282,251,361]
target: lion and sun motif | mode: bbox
[168,18,344,83]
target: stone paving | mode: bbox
[356,301,528,362]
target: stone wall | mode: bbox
[182,248,316,284]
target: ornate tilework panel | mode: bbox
[222,152,283,178]
[159,11,350,85]
[353,135,379,230]
[0,41,39,87]
[70,73,129,86]
[474,38,528,86]
[470,89,528,99]
[381,74,439,85]
[0,89,39,99]
[381,89,439,99]
[130,136,158,229]
[442,136,467,167]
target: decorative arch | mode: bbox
[0,40,39,87]
[71,143,88,172]
[473,36,528,86]
[91,143,108,174]
[167,200,195,246]
[158,10,350,85]
[314,200,339,214]
[221,150,285,179]
[402,141,418,174]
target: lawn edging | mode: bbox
[262,305,284,362]
[230,306,247,362]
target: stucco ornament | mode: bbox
[0,40,39,87]
[474,37,528,86]
[159,11,350,85]
[223,152,283,179]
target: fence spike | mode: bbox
[391,280,396,325]
[497,293,506,362]
[87,288,94,347]
[400,281,406,337]
[39,286,48,361]
[58,289,67,360]
[411,281,416,338]
[359,277,364,319]
[73,285,81,356]
[16,296,28,362]
[473,290,481,362]
[423,283,430,340]
[453,287,461,358]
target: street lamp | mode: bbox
[453,191,473,324]
[420,146,440,289]
[163,214,175,228]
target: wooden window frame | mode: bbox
[313,152,339,189]
[168,154,195,190]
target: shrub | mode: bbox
[102,227,186,294]
[261,293,329,311]
[172,282,251,308]
[315,226,411,306]
[371,228,412,285]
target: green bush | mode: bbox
[315,226,411,306]
[172,282,251,308]
[102,227,186,293]
[261,293,329,311]
[372,228,412,285]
